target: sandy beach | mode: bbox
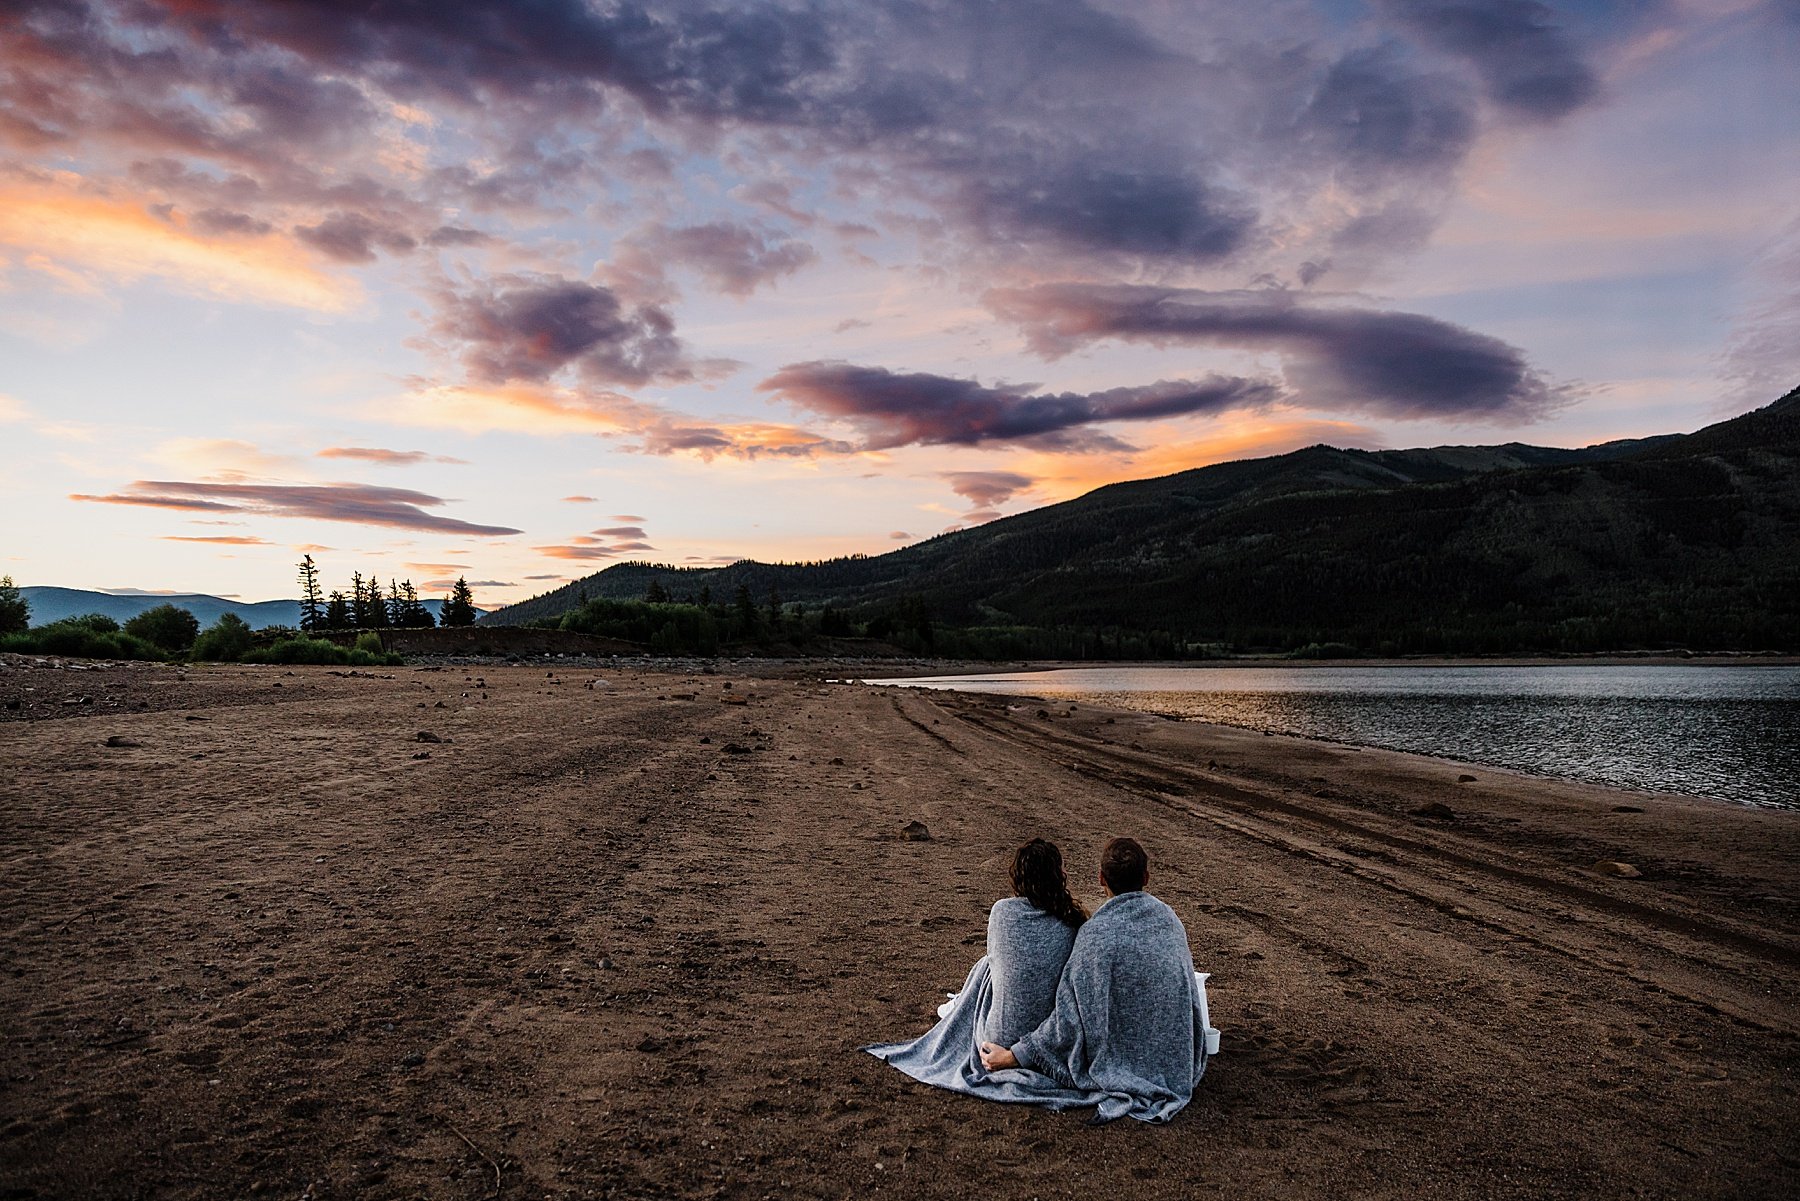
[2,656,1797,1199]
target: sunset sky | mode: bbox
[3,0,1795,608]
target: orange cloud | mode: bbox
[0,172,359,312]
[387,380,658,436]
[388,379,856,460]
[318,446,468,466]
[152,437,303,479]
[535,544,622,561]
[161,535,274,545]
[534,517,659,560]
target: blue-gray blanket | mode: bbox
[864,891,1209,1123]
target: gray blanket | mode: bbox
[864,892,1210,1123]
[862,898,1075,1101]
[979,897,1080,1048]
[1012,891,1208,1122]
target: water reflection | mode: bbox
[871,666,1800,809]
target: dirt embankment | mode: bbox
[1,661,1796,1199]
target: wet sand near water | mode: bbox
[2,658,1797,1199]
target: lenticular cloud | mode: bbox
[988,284,1567,421]
[758,363,1283,451]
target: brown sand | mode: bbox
[2,657,1797,1199]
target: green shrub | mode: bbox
[61,612,121,633]
[124,603,200,652]
[243,635,351,665]
[353,632,384,655]
[10,616,164,661]
[191,614,254,662]
[239,635,403,667]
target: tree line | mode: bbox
[296,555,478,631]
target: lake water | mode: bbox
[869,665,1800,809]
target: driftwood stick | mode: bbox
[441,1116,502,1197]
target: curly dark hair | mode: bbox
[1011,838,1087,929]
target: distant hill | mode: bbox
[18,588,484,630]
[486,387,1799,655]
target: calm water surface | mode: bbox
[870,665,1800,809]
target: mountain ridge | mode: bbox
[486,387,1799,654]
[16,588,485,630]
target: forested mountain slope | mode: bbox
[488,389,1798,654]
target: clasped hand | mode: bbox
[978,1041,1019,1071]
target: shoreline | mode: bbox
[858,652,1800,675]
[864,669,1797,812]
[2,661,1797,1198]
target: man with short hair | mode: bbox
[979,836,1208,1123]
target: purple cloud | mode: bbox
[941,471,1035,510]
[190,208,274,237]
[639,222,817,297]
[988,283,1567,420]
[1297,44,1475,178]
[4,0,1530,277]
[424,225,492,248]
[1380,0,1598,121]
[430,274,720,388]
[954,163,1253,266]
[759,363,1282,451]
[73,481,520,535]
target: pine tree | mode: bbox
[324,591,351,630]
[386,579,406,628]
[441,577,477,627]
[0,575,28,634]
[297,555,323,632]
[396,580,432,627]
[734,583,758,637]
[365,577,386,628]
[644,579,669,603]
[350,572,368,627]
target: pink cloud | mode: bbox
[318,446,469,466]
[73,480,520,535]
[161,534,274,545]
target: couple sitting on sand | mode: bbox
[864,837,1216,1124]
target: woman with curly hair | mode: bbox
[981,838,1087,1048]
[863,838,1087,1093]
